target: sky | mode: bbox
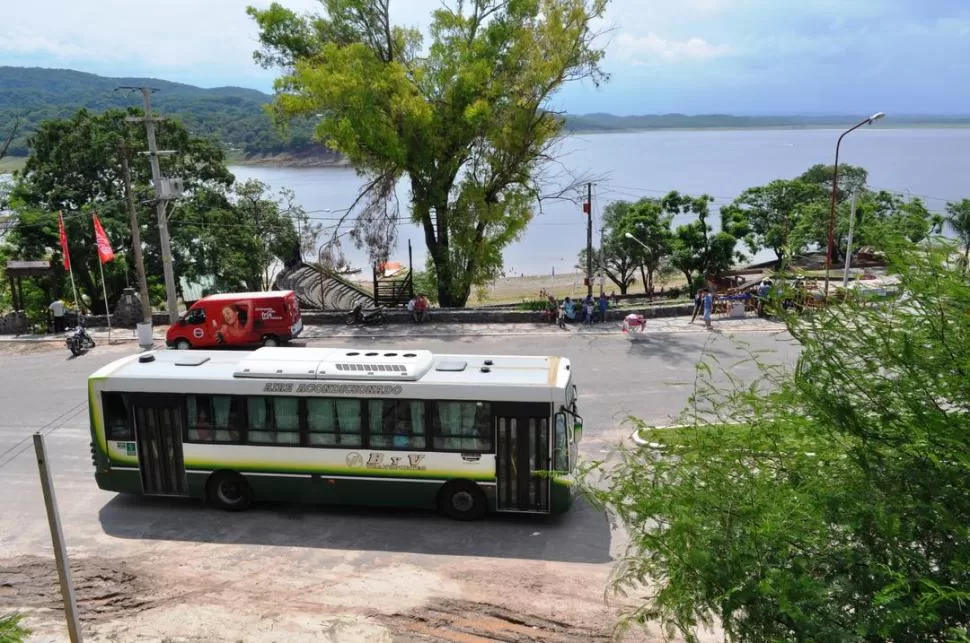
[1,0,968,115]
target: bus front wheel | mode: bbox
[206,471,252,512]
[439,481,486,521]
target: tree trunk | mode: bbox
[640,266,649,295]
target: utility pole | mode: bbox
[585,182,593,299]
[120,146,152,323]
[120,87,179,323]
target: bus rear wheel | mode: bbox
[207,471,252,512]
[439,481,486,521]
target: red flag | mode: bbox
[57,211,71,271]
[92,214,115,264]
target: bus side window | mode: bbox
[102,393,131,441]
[433,401,492,452]
[554,413,568,472]
[187,395,243,443]
[367,400,426,450]
[307,398,362,447]
[245,397,300,445]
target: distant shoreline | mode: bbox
[230,123,970,168]
[4,123,969,173]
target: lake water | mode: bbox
[229,128,970,275]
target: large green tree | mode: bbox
[249,0,609,306]
[616,198,675,296]
[582,239,970,640]
[8,108,233,313]
[725,179,826,269]
[171,179,314,292]
[667,192,745,288]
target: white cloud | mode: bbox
[612,32,736,64]
[0,31,102,59]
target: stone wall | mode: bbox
[301,303,694,326]
[0,311,28,334]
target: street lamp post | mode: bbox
[624,231,650,293]
[824,112,885,299]
[624,231,648,251]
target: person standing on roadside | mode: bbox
[49,298,67,333]
[703,289,714,330]
[597,292,608,323]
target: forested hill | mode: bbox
[0,67,321,159]
[3,67,969,161]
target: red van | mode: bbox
[166,291,303,350]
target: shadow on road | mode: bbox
[98,494,613,564]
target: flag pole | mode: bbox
[98,253,111,344]
[93,214,112,344]
[59,211,80,317]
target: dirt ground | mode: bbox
[0,554,640,642]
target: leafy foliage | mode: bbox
[0,612,30,642]
[945,198,970,267]
[581,239,970,641]
[668,191,746,287]
[249,0,609,306]
[579,196,677,294]
[2,108,309,316]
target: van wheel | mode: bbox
[438,481,487,521]
[261,335,279,347]
[174,339,191,350]
[206,471,252,512]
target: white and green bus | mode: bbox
[88,346,583,519]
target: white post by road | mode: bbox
[33,433,83,642]
[843,192,857,289]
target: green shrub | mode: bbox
[0,613,31,642]
[581,240,970,641]
[516,299,548,311]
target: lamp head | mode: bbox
[868,112,885,124]
[624,232,635,240]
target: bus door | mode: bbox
[130,395,188,496]
[495,403,551,513]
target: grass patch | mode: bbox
[0,613,31,642]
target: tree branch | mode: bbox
[0,117,22,161]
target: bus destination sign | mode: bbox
[263,382,403,396]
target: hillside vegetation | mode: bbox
[0,67,322,158]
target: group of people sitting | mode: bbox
[545,292,611,325]
[406,293,431,323]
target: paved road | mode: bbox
[0,328,798,641]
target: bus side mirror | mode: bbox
[178,318,186,326]
[574,418,583,443]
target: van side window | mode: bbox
[103,393,132,441]
[185,309,205,325]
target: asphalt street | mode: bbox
[0,328,799,641]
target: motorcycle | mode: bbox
[65,322,96,356]
[345,302,385,326]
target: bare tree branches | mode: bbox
[0,117,22,161]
